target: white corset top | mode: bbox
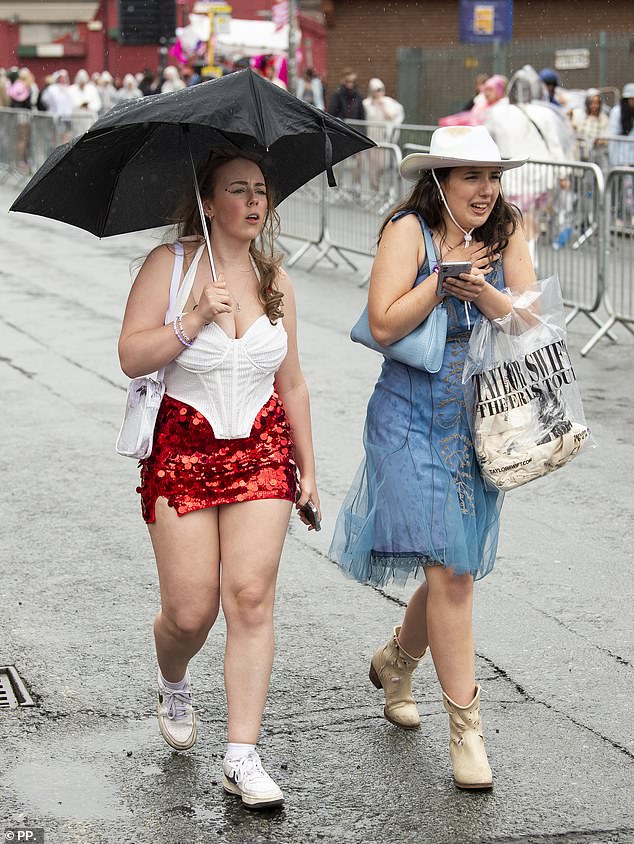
[164,314,288,439]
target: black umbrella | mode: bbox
[10,69,375,238]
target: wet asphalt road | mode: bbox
[0,180,633,844]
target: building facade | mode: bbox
[324,0,634,123]
[0,0,325,86]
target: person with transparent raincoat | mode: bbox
[485,65,571,263]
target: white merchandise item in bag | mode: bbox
[463,275,592,492]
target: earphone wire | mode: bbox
[431,168,473,329]
[431,169,474,248]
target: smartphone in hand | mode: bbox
[436,261,472,297]
[298,499,321,531]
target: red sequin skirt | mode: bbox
[138,392,297,523]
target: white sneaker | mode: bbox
[157,669,197,750]
[222,750,284,809]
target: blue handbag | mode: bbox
[350,214,447,373]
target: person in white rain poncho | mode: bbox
[486,66,569,263]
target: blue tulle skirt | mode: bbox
[330,333,504,586]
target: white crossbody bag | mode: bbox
[115,241,205,459]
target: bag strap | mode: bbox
[174,242,206,316]
[409,213,438,289]
[157,240,202,381]
[416,214,450,315]
[418,216,438,269]
[391,210,437,274]
[165,241,185,326]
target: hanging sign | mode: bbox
[459,0,513,43]
[555,49,591,70]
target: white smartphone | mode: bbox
[436,261,472,296]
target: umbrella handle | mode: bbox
[185,131,219,285]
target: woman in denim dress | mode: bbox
[330,127,534,790]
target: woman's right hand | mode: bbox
[195,273,233,323]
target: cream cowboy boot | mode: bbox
[369,625,425,730]
[442,685,493,790]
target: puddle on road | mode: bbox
[6,760,129,820]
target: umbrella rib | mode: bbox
[97,124,162,236]
[248,72,268,148]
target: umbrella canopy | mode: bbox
[11,69,375,237]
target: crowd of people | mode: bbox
[322,65,633,226]
[440,65,633,172]
[2,59,632,200]
[0,64,187,117]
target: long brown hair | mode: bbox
[379,168,521,254]
[177,149,285,322]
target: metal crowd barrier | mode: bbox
[0,107,96,184]
[287,143,403,274]
[581,167,634,355]
[507,157,606,329]
[2,107,631,358]
[277,171,326,267]
[345,118,437,152]
[604,135,634,169]
[277,173,325,266]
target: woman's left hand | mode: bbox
[295,475,322,531]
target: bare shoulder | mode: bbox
[138,242,178,275]
[377,212,425,260]
[502,223,536,290]
[505,222,530,251]
[373,212,426,280]
[382,211,422,241]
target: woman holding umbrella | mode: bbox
[10,67,373,807]
[118,150,321,809]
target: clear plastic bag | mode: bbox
[462,275,592,492]
[115,376,166,460]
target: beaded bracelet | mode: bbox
[176,314,194,346]
[173,316,193,348]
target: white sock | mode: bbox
[159,670,188,691]
[225,742,256,762]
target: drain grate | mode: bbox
[0,666,35,708]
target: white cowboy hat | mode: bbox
[400,126,527,182]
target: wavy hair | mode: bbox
[177,149,285,322]
[379,168,521,255]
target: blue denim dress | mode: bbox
[330,211,505,585]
